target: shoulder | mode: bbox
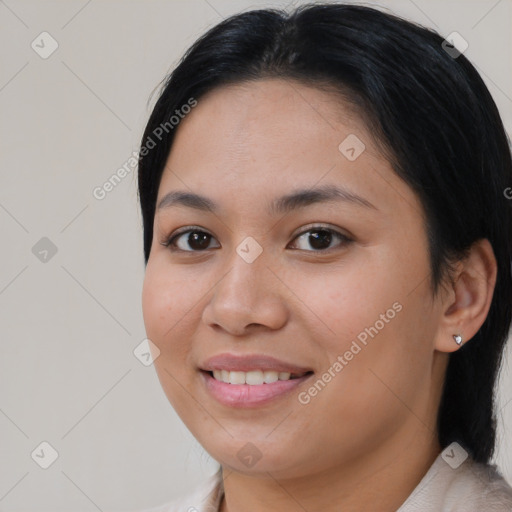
[399,448,512,512]
[134,469,223,512]
[449,459,512,511]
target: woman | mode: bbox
[136,3,512,511]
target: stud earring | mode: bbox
[453,334,463,346]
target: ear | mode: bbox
[434,239,497,353]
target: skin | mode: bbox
[141,79,497,512]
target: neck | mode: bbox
[219,431,441,512]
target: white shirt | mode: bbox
[137,450,512,512]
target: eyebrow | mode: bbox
[156,184,377,215]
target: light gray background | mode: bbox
[1,0,511,511]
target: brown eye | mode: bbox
[289,227,352,252]
[307,230,333,250]
[164,229,220,252]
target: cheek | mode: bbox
[316,263,393,339]
[301,257,427,393]
[312,264,434,416]
[141,261,202,411]
[141,261,199,357]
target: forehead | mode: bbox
[172,78,372,153]
[162,80,377,179]
[156,79,418,220]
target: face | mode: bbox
[142,79,446,480]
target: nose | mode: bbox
[201,247,289,336]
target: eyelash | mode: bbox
[159,224,353,254]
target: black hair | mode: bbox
[137,3,512,464]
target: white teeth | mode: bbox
[210,370,297,385]
[263,370,279,384]
[230,371,246,385]
[246,371,264,385]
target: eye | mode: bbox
[160,227,220,252]
[288,226,352,252]
[160,225,352,253]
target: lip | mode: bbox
[199,353,314,408]
[200,353,313,374]
[200,370,314,408]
